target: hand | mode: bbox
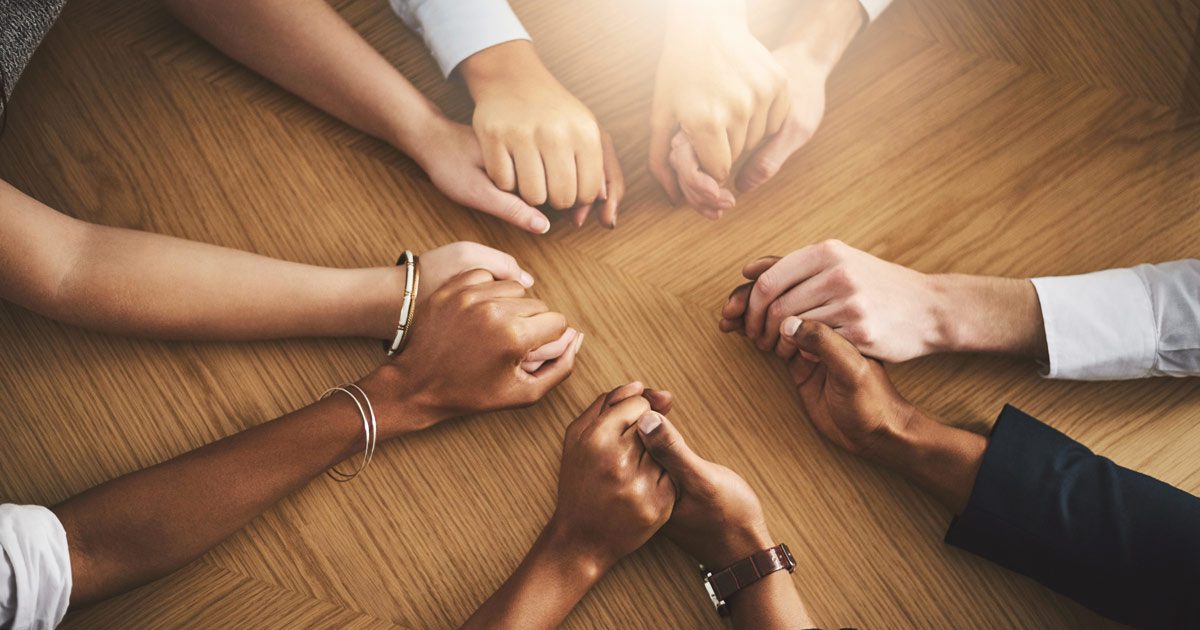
[667,51,828,218]
[419,242,576,373]
[546,382,676,571]
[366,268,583,435]
[721,240,944,362]
[637,412,772,568]
[782,318,916,458]
[409,116,552,235]
[649,0,788,201]
[461,41,624,228]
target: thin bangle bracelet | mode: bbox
[344,383,378,471]
[322,386,371,482]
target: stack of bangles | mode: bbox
[320,251,419,482]
[321,384,377,482]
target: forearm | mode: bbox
[730,571,812,629]
[0,182,401,340]
[928,274,1048,361]
[458,40,550,101]
[165,0,440,156]
[868,407,987,515]
[463,520,605,629]
[53,369,429,605]
[720,524,813,628]
[775,0,864,72]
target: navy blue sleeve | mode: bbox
[944,405,1200,628]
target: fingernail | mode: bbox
[638,411,662,435]
[519,271,535,288]
[532,215,551,234]
[574,332,585,352]
[782,316,802,337]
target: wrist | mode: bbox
[537,517,613,588]
[927,274,1047,358]
[703,521,774,569]
[459,40,550,100]
[355,363,444,440]
[774,0,864,74]
[383,94,446,159]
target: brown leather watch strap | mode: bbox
[703,544,795,616]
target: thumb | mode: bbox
[467,178,551,234]
[735,129,798,193]
[637,411,705,479]
[782,317,868,385]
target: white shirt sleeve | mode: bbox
[1031,260,1200,380]
[858,0,893,21]
[388,0,531,77]
[0,505,71,630]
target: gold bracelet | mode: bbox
[385,250,417,356]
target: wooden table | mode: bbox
[2,0,1197,627]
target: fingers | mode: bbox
[592,393,653,438]
[450,243,531,287]
[513,142,548,207]
[470,279,527,300]
[669,132,734,214]
[742,104,770,159]
[603,381,647,411]
[742,256,780,280]
[523,326,578,360]
[721,282,753,322]
[764,88,791,139]
[745,245,828,339]
[519,311,569,348]
[599,132,624,228]
[444,268,497,290]
[575,135,605,208]
[636,411,705,480]
[687,122,734,183]
[528,330,584,391]
[544,144,578,211]
[735,121,800,194]
[787,351,820,386]
[466,175,551,234]
[570,202,593,228]
[649,112,682,203]
[784,318,868,386]
[757,268,834,353]
[642,389,673,415]
[481,139,517,192]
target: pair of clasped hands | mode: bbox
[437,0,864,231]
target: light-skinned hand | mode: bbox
[721,240,943,362]
[650,0,788,202]
[461,41,624,228]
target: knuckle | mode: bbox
[767,300,785,321]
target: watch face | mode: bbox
[781,543,796,571]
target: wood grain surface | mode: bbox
[1,0,1198,627]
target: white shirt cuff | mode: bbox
[0,505,71,630]
[389,0,531,77]
[1031,268,1157,380]
[858,0,893,21]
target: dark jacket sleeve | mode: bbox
[944,405,1200,628]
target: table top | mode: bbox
[1,0,1197,627]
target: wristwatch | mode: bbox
[702,543,795,617]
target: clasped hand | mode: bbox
[549,382,773,573]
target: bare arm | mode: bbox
[0,179,404,340]
[52,271,581,607]
[165,0,551,232]
[54,368,433,605]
